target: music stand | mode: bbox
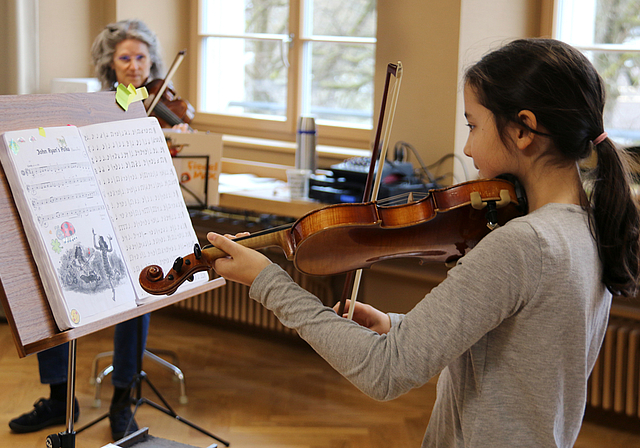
[0,92,227,448]
[76,315,229,446]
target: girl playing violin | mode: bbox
[206,39,640,447]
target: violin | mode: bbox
[139,177,527,296]
[144,50,195,129]
[145,78,195,128]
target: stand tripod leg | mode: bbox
[46,340,77,448]
[76,316,230,446]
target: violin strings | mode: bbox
[376,191,428,207]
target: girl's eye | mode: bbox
[466,123,475,131]
[118,56,131,63]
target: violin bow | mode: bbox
[145,50,186,116]
[338,62,404,320]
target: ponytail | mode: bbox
[589,138,640,297]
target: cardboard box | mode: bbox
[164,130,223,208]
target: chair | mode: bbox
[89,349,188,407]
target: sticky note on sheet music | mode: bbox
[115,83,148,111]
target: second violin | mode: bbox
[139,177,527,296]
[145,78,195,128]
[144,50,195,129]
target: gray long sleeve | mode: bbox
[249,203,611,447]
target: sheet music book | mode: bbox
[0,117,208,330]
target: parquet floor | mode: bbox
[1,309,640,448]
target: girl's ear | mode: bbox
[513,110,538,151]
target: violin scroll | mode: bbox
[140,244,210,295]
[139,228,295,295]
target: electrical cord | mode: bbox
[393,141,470,186]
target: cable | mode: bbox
[393,141,471,186]
[393,141,440,186]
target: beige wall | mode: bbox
[34,0,189,95]
[38,1,98,89]
[453,0,543,180]
[375,0,462,184]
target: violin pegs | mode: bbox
[173,257,184,273]
[194,243,202,260]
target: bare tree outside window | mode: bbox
[558,0,640,146]
[200,0,377,129]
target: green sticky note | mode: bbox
[116,84,149,111]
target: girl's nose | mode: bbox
[463,142,471,158]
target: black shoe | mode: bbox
[9,397,79,433]
[109,405,138,441]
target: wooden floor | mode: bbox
[1,309,640,448]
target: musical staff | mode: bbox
[36,205,106,227]
[31,190,99,208]
[25,176,95,194]
[20,161,92,178]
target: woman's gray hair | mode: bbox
[91,19,164,91]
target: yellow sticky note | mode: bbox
[115,83,149,111]
[38,127,46,137]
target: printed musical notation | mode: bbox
[31,190,99,208]
[26,176,95,195]
[79,117,203,299]
[36,205,105,227]
[20,161,92,178]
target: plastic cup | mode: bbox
[286,168,311,200]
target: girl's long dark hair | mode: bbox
[465,38,640,297]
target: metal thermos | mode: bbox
[296,117,317,172]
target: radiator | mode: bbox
[173,260,335,336]
[587,316,640,417]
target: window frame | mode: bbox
[189,0,376,149]
[548,0,640,146]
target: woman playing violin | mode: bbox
[206,39,640,447]
[91,19,190,132]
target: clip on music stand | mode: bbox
[0,92,227,448]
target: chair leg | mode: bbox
[90,349,188,406]
[143,350,188,404]
[93,364,113,407]
[89,351,115,385]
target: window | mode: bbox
[196,0,377,145]
[555,0,640,147]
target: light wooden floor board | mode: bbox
[0,309,639,447]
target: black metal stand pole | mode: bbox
[46,339,77,448]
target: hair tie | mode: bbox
[593,131,608,146]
